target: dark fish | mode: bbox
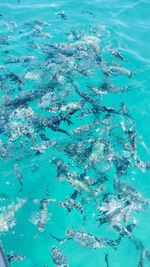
[5,55,34,64]
[105,252,109,267]
[56,11,68,20]
[74,85,100,109]
[71,190,78,200]
[0,36,9,45]
[113,223,136,240]
[0,77,6,91]
[6,73,23,90]
[50,158,70,181]
[58,198,86,221]
[113,155,130,176]
[4,89,47,108]
[7,253,25,262]
[81,10,95,18]
[44,114,71,135]
[13,164,23,192]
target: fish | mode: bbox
[74,84,100,110]
[3,21,17,31]
[71,190,78,200]
[7,252,25,263]
[44,115,70,135]
[6,73,23,90]
[88,81,130,95]
[13,164,23,192]
[4,89,48,108]
[31,140,56,154]
[66,229,106,249]
[137,250,146,267]
[0,199,26,232]
[105,252,109,267]
[50,158,70,181]
[111,49,125,61]
[37,198,55,231]
[5,55,35,64]
[72,121,100,135]
[56,11,68,20]
[80,10,95,18]
[98,196,123,226]
[108,65,133,78]
[114,179,148,209]
[0,36,9,45]
[58,198,86,221]
[0,140,8,158]
[51,246,69,267]
[67,175,91,194]
[59,101,84,114]
[34,19,49,27]
[67,174,99,205]
[32,28,52,39]
[0,77,6,91]
[50,230,107,249]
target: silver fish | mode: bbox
[37,198,55,232]
[111,49,125,61]
[51,246,69,267]
[66,229,106,249]
[5,55,35,64]
[0,199,26,232]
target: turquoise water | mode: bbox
[0,0,150,266]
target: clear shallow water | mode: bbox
[0,0,150,266]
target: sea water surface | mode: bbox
[0,0,150,266]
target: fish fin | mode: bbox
[49,233,70,244]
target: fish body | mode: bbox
[108,65,133,78]
[68,175,91,194]
[34,19,49,27]
[60,101,84,114]
[56,11,67,20]
[105,252,109,267]
[7,253,25,263]
[58,198,85,220]
[5,55,35,64]
[50,158,70,181]
[13,164,23,192]
[0,199,26,232]
[37,198,55,231]
[66,229,106,249]
[111,49,124,61]
[51,247,69,267]
[31,140,56,154]
[72,122,98,134]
